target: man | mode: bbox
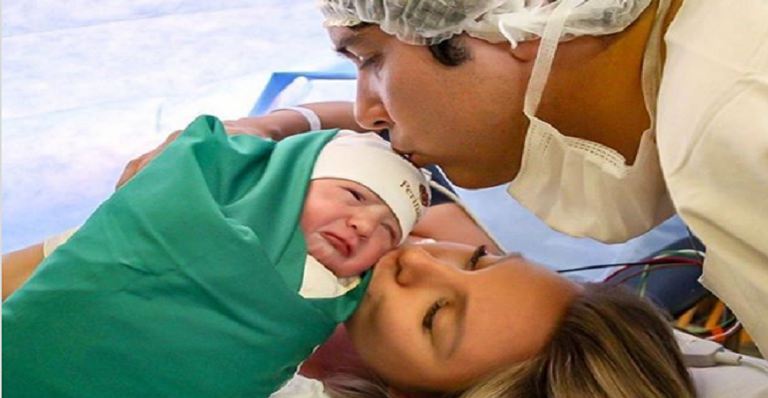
[122,0,768,355]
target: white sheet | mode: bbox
[2,0,339,252]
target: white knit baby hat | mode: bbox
[311,130,432,243]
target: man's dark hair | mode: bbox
[428,36,471,66]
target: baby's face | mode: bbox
[301,179,402,278]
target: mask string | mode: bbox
[520,0,583,116]
[640,0,673,130]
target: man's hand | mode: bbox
[222,117,282,139]
[115,130,181,189]
[113,114,284,189]
[114,104,355,189]
[113,114,290,189]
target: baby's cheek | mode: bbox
[374,237,398,262]
[344,257,378,278]
[335,234,395,277]
[343,246,390,278]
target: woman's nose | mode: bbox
[354,76,393,132]
[395,246,455,287]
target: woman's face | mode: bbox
[327,26,531,189]
[346,242,580,392]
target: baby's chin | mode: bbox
[306,244,346,277]
[319,257,359,279]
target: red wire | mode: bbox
[602,256,702,283]
[607,262,702,285]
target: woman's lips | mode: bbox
[322,232,351,257]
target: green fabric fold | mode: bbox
[3,115,369,398]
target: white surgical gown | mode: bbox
[657,0,768,356]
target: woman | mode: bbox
[312,242,695,398]
[1,238,696,398]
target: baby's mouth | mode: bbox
[322,232,351,257]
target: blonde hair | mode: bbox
[326,283,695,398]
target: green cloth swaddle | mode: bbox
[3,115,369,398]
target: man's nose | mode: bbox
[354,76,393,132]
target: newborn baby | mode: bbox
[2,115,431,398]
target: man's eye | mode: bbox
[423,298,448,331]
[358,54,382,70]
[467,245,487,270]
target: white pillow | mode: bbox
[271,332,768,398]
[272,363,768,398]
[691,365,768,398]
[676,331,768,398]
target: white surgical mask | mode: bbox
[507,0,674,243]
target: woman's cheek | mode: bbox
[299,325,365,380]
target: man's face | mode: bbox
[328,25,532,189]
[301,178,401,278]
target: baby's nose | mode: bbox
[350,206,389,237]
[349,215,375,238]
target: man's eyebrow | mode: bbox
[333,33,364,55]
[332,24,374,55]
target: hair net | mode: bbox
[320,0,652,48]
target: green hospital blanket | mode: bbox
[2,115,368,398]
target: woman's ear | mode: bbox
[509,39,540,62]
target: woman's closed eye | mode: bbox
[423,298,448,331]
[422,246,486,333]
